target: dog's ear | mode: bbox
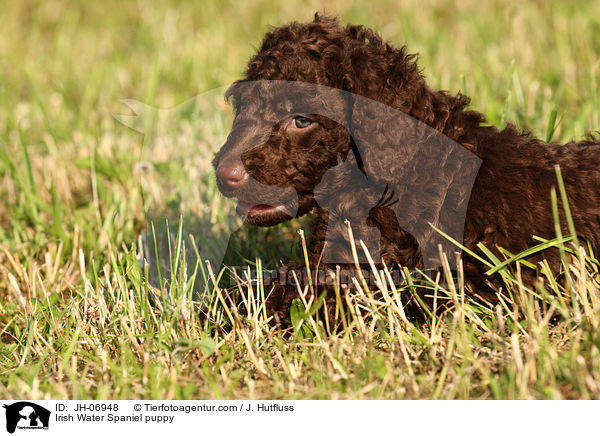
[347,94,424,184]
[347,93,482,269]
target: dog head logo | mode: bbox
[3,402,51,434]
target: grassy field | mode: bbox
[1,0,600,399]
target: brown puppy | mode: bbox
[213,15,600,326]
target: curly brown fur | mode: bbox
[213,14,600,328]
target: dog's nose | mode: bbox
[216,164,248,189]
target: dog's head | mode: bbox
[212,15,375,226]
[211,15,481,271]
[212,80,354,227]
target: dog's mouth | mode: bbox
[236,193,315,226]
[237,201,293,216]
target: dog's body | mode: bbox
[464,129,600,293]
[213,15,600,325]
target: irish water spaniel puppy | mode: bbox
[213,14,600,326]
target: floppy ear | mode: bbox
[339,22,448,185]
[348,95,422,184]
[348,93,482,269]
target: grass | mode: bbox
[1,0,600,399]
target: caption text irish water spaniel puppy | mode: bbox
[213,14,600,327]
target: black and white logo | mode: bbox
[3,402,50,434]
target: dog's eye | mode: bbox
[292,116,312,129]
